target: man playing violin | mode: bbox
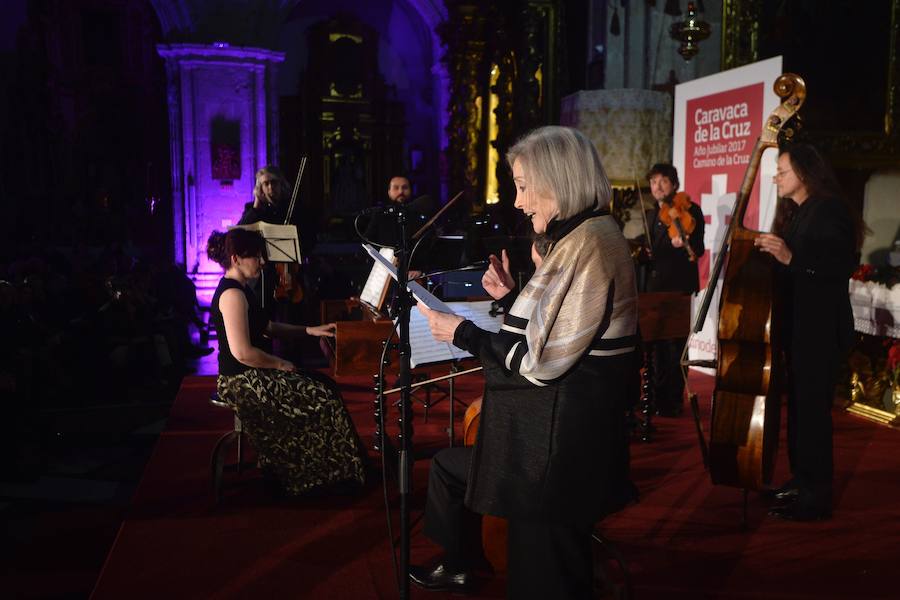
[645,163,705,417]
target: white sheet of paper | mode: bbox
[408,300,501,367]
[359,247,394,310]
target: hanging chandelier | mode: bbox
[669,1,711,61]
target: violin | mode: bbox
[273,157,307,304]
[274,263,304,303]
[658,192,697,261]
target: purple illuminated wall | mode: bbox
[157,44,285,304]
[153,2,448,304]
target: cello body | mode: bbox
[702,74,806,491]
[462,399,509,573]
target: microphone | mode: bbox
[358,195,431,216]
[357,204,404,216]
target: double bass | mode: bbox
[684,73,806,494]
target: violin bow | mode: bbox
[283,156,307,226]
[634,173,653,258]
[412,190,464,240]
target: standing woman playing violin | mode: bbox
[645,163,705,417]
[207,228,365,496]
[755,143,862,521]
[239,166,291,225]
[236,166,292,317]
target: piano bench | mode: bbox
[209,392,256,506]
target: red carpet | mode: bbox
[90,372,900,599]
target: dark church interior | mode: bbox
[1,1,898,598]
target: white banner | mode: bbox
[672,56,784,368]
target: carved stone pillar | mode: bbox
[157,43,284,303]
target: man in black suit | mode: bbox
[756,144,860,521]
[363,174,434,256]
[645,163,705,416]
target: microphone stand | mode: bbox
[369,191,462,598]
[392,206,414,600]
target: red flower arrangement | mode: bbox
[852,264,877,281]
[888,339,900,387]
[852,263,900,287]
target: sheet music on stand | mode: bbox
[362,244,502,368]
[231,221,301,264]
[359,247,395,314]
[363,244,452,312]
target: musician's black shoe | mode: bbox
[409,563,474,593]
[768,502,831,522]
[761,479,801,501]
[773,486,801,501]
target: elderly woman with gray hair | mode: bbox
[413,126,640,598]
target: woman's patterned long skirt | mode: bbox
[217,369,365,496]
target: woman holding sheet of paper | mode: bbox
[412,126,640,598]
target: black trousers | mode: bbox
[422,447,484,570]
[786,343,838,509]
[423,446,594,599]
[650,337,686,412]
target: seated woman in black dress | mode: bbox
[207,228,365,495]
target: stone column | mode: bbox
[157,43,284,303]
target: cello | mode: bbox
[462,398,509,573]
[684,74,806,494]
